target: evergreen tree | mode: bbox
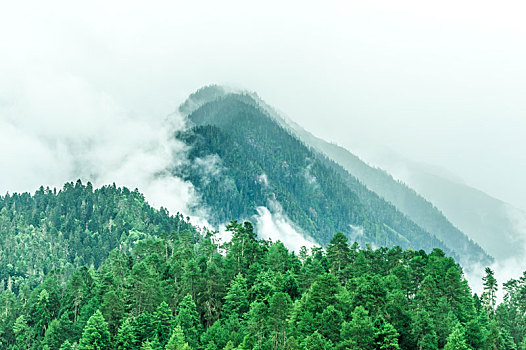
[116,318,137,350]
[302,331,331,350]
[174,295,201,349]
[326,232,351,283]
[482,267,498,313]
[268,292,292,348]
[153,302,173,346]
[222,274,249,317]
[412,309,438,350]
[374,316,400,350]
[78,310,111,350]
[444,323,469,350]
[340,306,375,350]
[165,325,192,350]
[13,315,30,350]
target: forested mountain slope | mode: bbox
[277,125,492,268]
[0,180,195,295]
[360,152,526,263]
[1,215,523,349]
[176,87,491,267]
[176,94,451,256]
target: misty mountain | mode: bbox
[266,115,493,270]
[175,86,491,266]
[362,152,526,263]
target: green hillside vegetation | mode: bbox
[0,180,195,295]
[0,187,523,349]
[177,92,455,258]
[274,117,492,267]
[175,86,492,267]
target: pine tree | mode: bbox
[13,315,30,350]
[374,316,400,350]
[326,232,351,283]
[222,273,249,317]
[302,331,331,350]
[43,318,64,350]
[318,305,342,344]
[153,301,173,345]
[165,325,192,350]
[412,309,438,350]
[59,340,73,350]
[116,318,137,350]
[78,310,111,350]
[268,292,292,348]
[174,295,201,348]
[482,267,498,313]
[340,306,375,350]
[444,323,469,350]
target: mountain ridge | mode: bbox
[174,85,492,267]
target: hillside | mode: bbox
[0,180,196,294]
[279,126,492,268]
[1,202,523,349]
[175,87,491,267]
[362,150,526,263]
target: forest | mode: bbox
[0,182,525,349]
[175,90,490,268]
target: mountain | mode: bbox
[265,116,492,268]
[0,180,196,294]
[360,151,526,262]
[175,86,491,266]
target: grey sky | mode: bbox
[1,0,525,210]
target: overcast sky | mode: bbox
[1,0,525,210]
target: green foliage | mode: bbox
[165,325,191,350]
[78,310,111,350]
[444,323,469,350]
[0,182,523,350]
[177,93,457,257]
[116,318,138,350]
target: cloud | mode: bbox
[303,160,318,186]
[464,206,526,301]
[257,173,269,187]
[0,64,208,228]
[253,199,318,252]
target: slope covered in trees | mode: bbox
[271,116,492,267]
[1,209,523,349]
[0,180,195,295]
[175,88,489,266]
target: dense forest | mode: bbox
[0,182,525,349]
[175,87,490,267]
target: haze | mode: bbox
[1,0,525,211]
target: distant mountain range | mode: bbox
[175,85,492,268]
[359,150,526,263]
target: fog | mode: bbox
[1,1,525,288]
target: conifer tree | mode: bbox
[443,323,469,350]
[482,267,498,313]
[165,325,192,350]
[340,306,375,350]
[78,310,111,350]
[116,318,137,350]
[153,302,173,346]
[222,274,249,317]
[174,295,201,348]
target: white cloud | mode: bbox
[253,199,318,252]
